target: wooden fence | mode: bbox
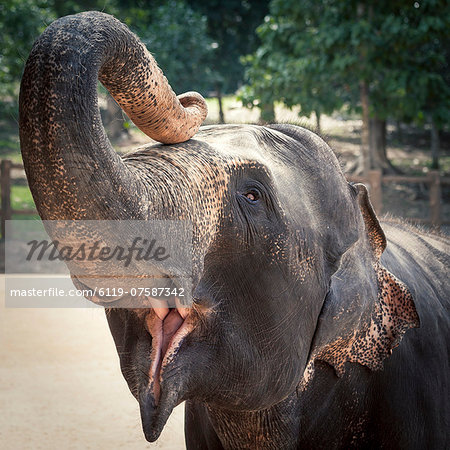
[1,159,38,237]
[0,160,449,236]
[347,170,450,228]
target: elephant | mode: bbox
[19,12,449,450]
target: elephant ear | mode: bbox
[356,184,386,259]
[301,184,419,386]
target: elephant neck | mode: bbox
[206,393,301,449]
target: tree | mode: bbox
[124,0,214,96]
[242,0,450,173]
[0,0,213,118]
[0,0,54,117]
[50,0,119,17]
[357,1,450,171]
[239,13,356,127]
[189,0,270,93]
[188,0,270,121]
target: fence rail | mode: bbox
[0,161,448,236]
[346,169,450,228]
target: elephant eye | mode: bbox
[244,190,260,202]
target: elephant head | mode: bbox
[20,12,418,444]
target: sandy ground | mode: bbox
[0,276,186,450]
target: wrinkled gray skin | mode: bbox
[20,12,449,449]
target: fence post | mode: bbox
[429,170,442,229]
[368,170,383,215]
[1,159,12,239]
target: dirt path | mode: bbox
[0,276,185,449]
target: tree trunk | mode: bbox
[259,102,275,123]
[370,118,385,169]
[216,86,225,124]
[370,118,399,174]
[396,120,402,143]
[359,80,371,175]
[356,3,373,176]
[315,111,321,135]
[430,118,440,170]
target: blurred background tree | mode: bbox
[188,0,270,122]
[0,0,448,173]
[241,0,450,173]
[120,0,214,96]
[0,0,269,124]
[0,0,54,117]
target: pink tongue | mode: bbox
[148,309,185,405]
[161,310,184,356]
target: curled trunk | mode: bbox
[19,11,207,220]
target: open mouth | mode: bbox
[133,302,196,442]
[73,275,193,402]
[145,301,192,405]
[74,275,195,440]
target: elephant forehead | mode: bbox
[124,123,347,233]
[132,123,336,186]
[196,123,336,164]
[196,124,278,164]
[195,125,345,202]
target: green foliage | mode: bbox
[50,0,119,17]
[0,0,213,117]
[123,0,214,95]
[11,185,35,211]
[189,0,270,94]
[242,0,450,127]
[0,0,272,119]
[0,0,54,116]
